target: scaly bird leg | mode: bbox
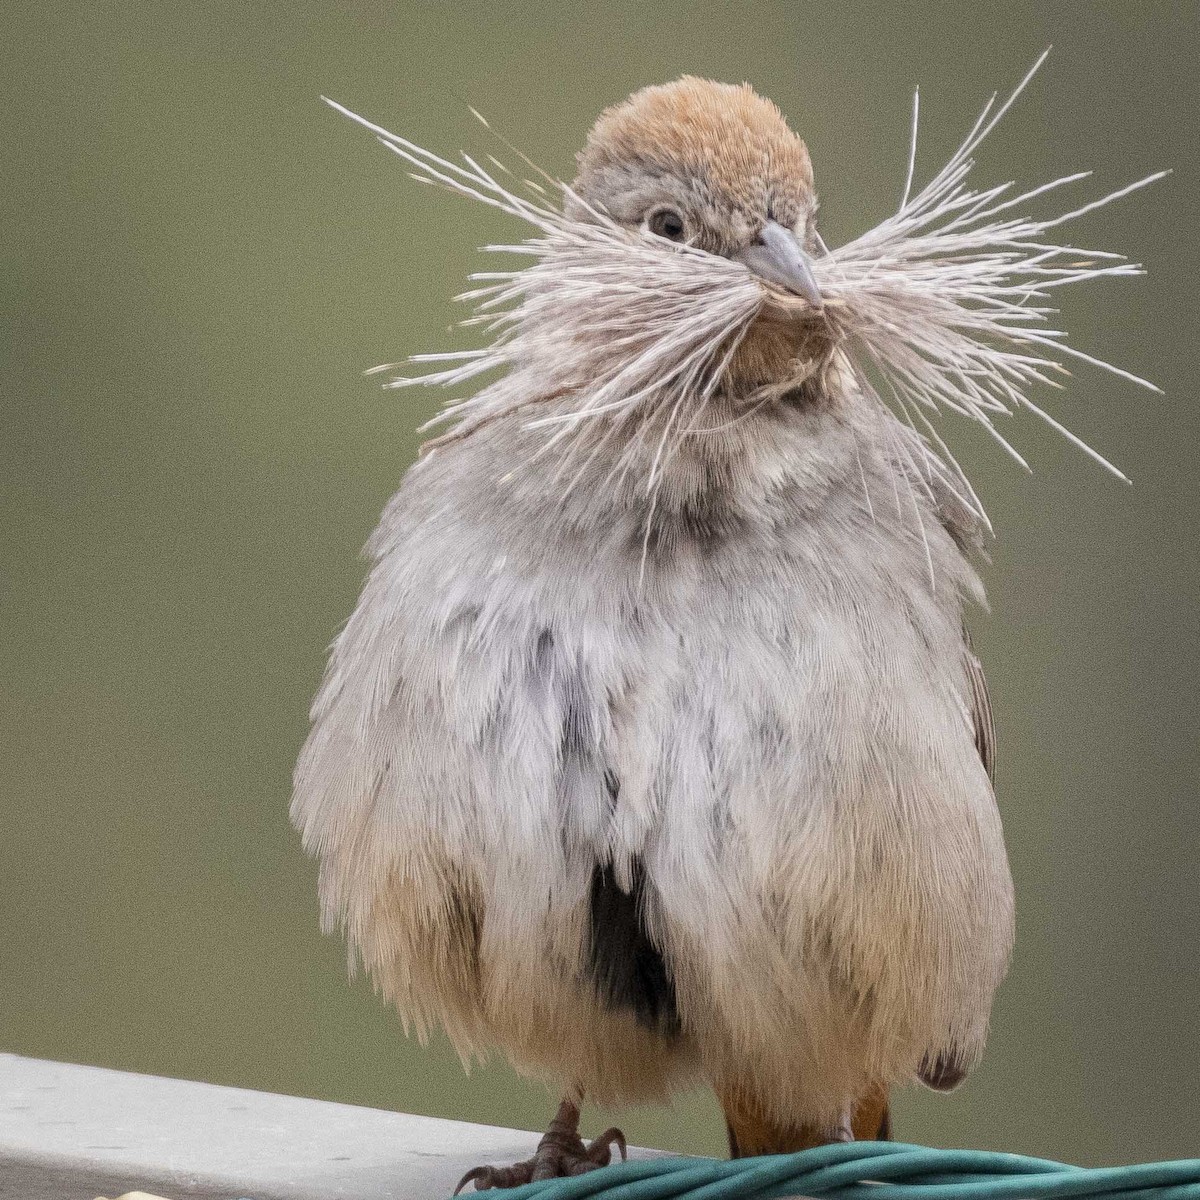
[820,1104,854,1144]
[455,1098,627,1194]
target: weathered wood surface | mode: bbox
[0,1054,664,1200]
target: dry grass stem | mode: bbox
[325,51,1164,527]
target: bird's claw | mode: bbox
[454,1125,626,1193]
[455,1162,532,1193]
[584,1127,628,1168]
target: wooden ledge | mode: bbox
[0,1054,664,1200]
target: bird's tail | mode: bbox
[720,1084,890,1157]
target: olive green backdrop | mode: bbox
[3,0,1197,1165]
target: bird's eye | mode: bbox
[646,208,687,241]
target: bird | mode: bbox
[292,76,1015,1188]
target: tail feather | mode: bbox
[721,1085,890,1158]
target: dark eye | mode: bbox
[647,207,686,241]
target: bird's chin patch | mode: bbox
[724,300,838,399]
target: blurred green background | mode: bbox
[3,0,1197,1166]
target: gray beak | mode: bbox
[735,219,823,308]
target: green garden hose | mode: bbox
[456,1140,1200,1200]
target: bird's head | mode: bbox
[572,77,821,302]
[568,77,829,394]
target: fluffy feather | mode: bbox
[294,59,1157,1130]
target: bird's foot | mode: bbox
[455,1099,626,1193]
[821,1106,854,1144]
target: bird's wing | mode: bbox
[910,462,998,1092]
[922,456,995,783]
[914,636,995,1094]
[965,635,995,784]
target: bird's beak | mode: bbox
[735,219,823,309]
